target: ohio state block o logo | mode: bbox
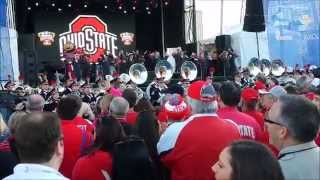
[59,15,118,63]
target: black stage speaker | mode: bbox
[243,0,265,32]
[215,35,231,51]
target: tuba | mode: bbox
[248,57,261,76]
[271,59,285,77]
[119,73,131,90]
[260,59,272,76]
[129,63,148,85]
[128,64,147,100]
[155,60,173,81]
[181,61,198,81]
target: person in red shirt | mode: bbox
[239,88,280,154]
[72,115,94,135]
[157,80,240,180]
[217,82,264,142]
[122,88,138,125]
[72,116,125,180]
[57,95,93,178]
[240,88,264,129]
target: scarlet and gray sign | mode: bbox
[59,15,118,63]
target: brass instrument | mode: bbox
[155,60,173,81]
[271,59,285,77]
[129,63,148,85]
[181,61,197,81]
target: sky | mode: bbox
[195,0,246,40]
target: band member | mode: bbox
[217,48,238,77]
[81,82,96,104]
[39,80,51,101]
[146,77,168,106]
[3,81,15,92]
[44,88,60,111]
[62,80,80,96]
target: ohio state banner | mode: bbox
[59,15,118,63]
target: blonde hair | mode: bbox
[0,114,8,134]
[8,111,28,134]
[99,94,114,114]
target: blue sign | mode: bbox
[264,0,320,66]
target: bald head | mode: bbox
[26,94,45,112]
[109,97,129,117]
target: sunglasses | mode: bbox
[265,118,284,126]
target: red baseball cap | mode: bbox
[187,80,216,102]
[254,80,266,90]
[241,88,259,102]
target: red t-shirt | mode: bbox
[73,116,95,135]
[60,120,93,178]
[126,110,138,125]
[158,114,240,180]
[244,111,264,130]
[218,107,264,142]
[72,150,112,180]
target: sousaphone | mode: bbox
[260,59,272,76]
[248,57,261,76]
[181,61,197,81]
[155,60,173,81]
[119,73,131,84]
[271,59,285,77]
[129,63,148,84]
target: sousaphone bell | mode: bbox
[271,59,285,77]
[248,57,261,76]
[155,60,173,81]
[129,63,148,84]
[181,61,197,81]
[260,59,272,76]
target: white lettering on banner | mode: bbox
[58,15,118,63]
[59,31,117,54]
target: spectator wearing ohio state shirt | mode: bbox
[217,82,264,142]
[72,116,125,180]
[57,95,93,178]
[157,80,240,180]
[240,88,264,130]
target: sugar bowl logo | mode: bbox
[120,32,135,46]
[59,15,118,63]
[38,31,55,46]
